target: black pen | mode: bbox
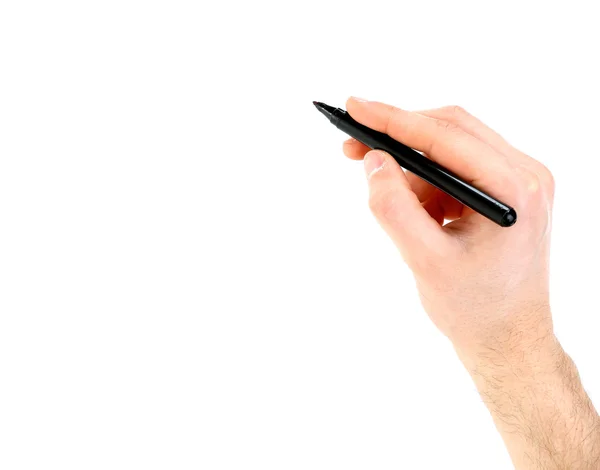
[313,101,517,228]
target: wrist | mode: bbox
[456,332,566,382]
[452,311,563,381]
[448,303,556,374]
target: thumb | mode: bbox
[363,150,453,265]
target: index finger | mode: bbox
[346,97,515,196]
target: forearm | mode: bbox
[457,332,600,469]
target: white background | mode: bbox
[1,1,599,469]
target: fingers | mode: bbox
[346,97,515,199]
[342,138,370,160]
[345,98,555,250]
[415,106,524,165]
[407,172,436,203]
[363,150,455,263]
[415,105,555,198]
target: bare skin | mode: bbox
[342,97,600,469]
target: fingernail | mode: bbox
[350,96,368,103]
[364,151,385,179]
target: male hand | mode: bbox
[343,97,554,356]
[342,97,600,469]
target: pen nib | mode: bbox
[312,101,337,121]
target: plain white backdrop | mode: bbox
[1,1,599,469]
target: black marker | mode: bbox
[313,101,517,228]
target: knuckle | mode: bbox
[522,155,555,193]
[435,105,470,122]
[444,105,469,118]
[515,164,555,208]
[514,166,547,209]
[538,165,555,192]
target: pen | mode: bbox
[313,101,517,228]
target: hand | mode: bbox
[342,98,600,468]
[342,97,555,357]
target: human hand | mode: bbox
[342,97,555,357]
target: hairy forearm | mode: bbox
[457,333,600,469]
